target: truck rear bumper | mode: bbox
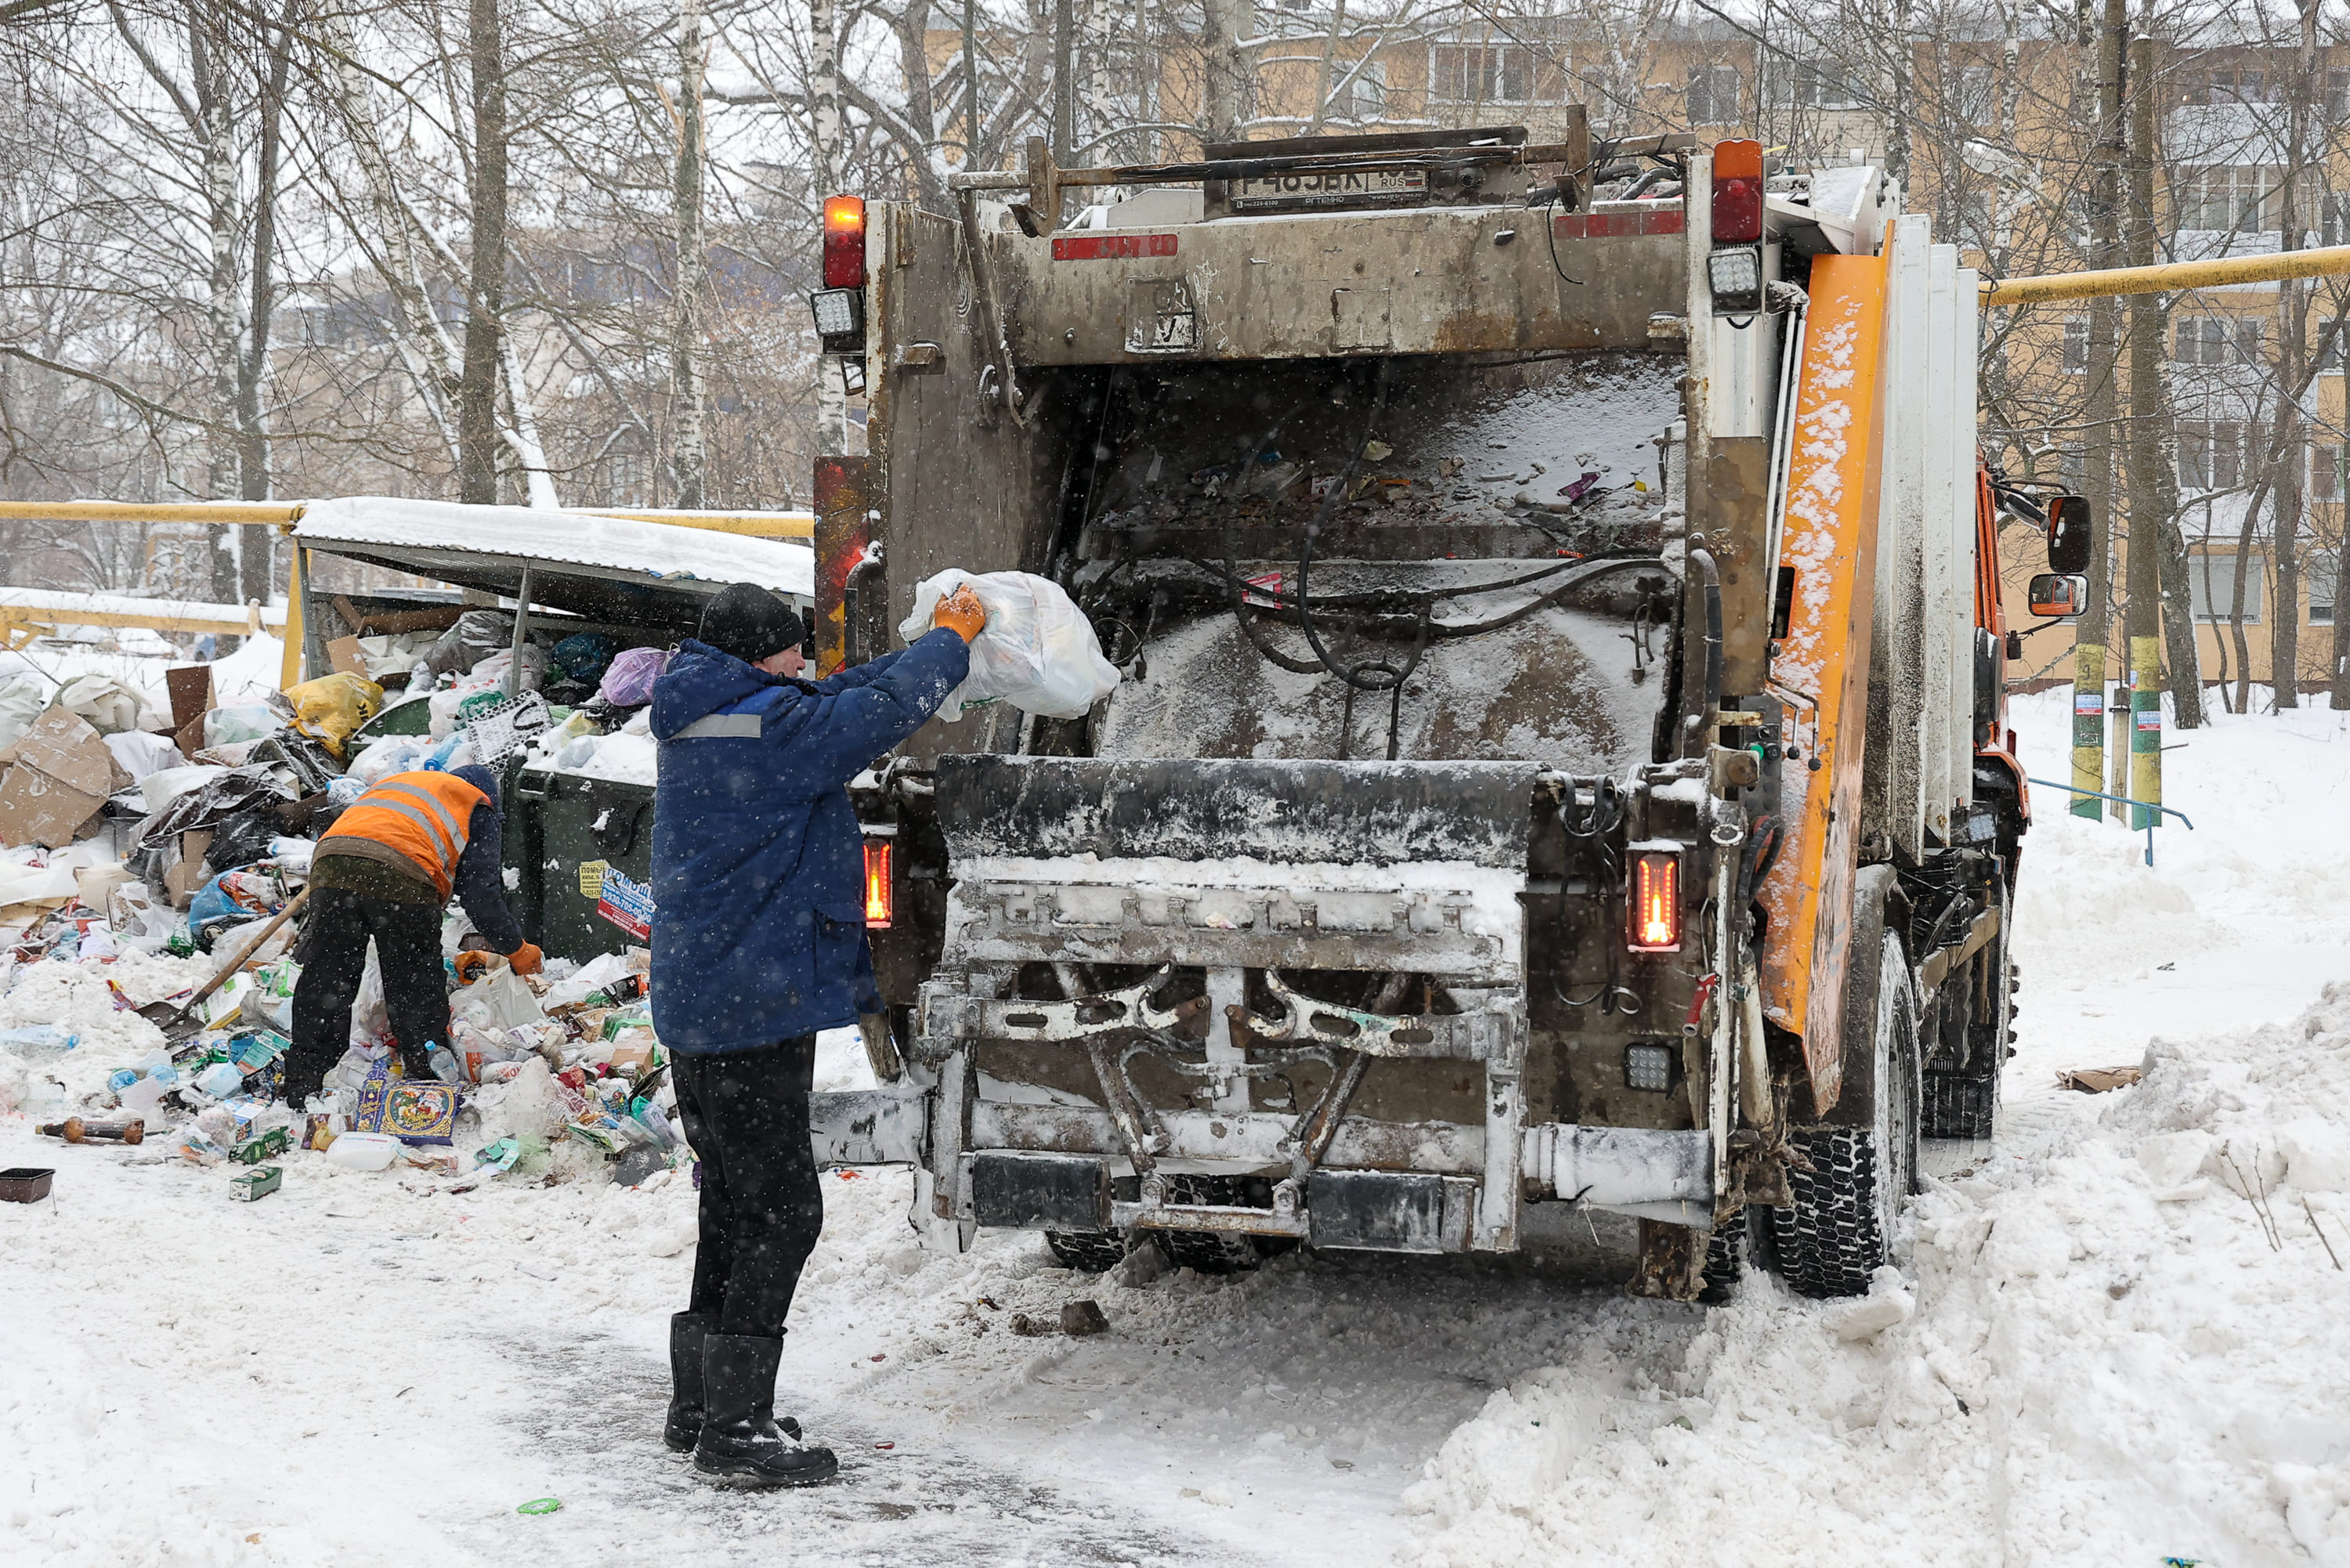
[805,1089,1719,1244]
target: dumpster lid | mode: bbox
[294,497,812,624]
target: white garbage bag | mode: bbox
[897,569,1120,722]
[57,673,143,735]
[0,675,46,751]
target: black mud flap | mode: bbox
[1307,1169,1477,1253]
[964,1151,1114,1231]
[935,756,1540,867]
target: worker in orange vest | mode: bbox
[280,764,542,1106]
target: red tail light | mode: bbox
[1629,851,1681,952]
[822,195,867,290]
[1712,139,1764,244]
[862,839,894,929]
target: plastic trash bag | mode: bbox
[204,703,284,749]
[422,609,514,680]
[0,674,46,752]
[105,729,184,782]
[347,733,432,788]
[285,672,384,760]
[57,673,145,735]
[897,570,1120,722]
[598,647,671,707]
[188,869,287,946]
[549,633,617,686]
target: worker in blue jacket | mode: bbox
[648,577,984,1488]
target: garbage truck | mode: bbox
[797,124,2064,1300]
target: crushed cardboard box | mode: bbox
[0,707,131,848]
[2057,1066,2144,1094]
[164,828,215,910]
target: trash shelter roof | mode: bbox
[293,497,813,629]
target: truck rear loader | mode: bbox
[806,124,2052,1300]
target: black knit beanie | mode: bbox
[699,582,808,665]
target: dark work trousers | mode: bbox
[286,885,452,1097]
[671,1036,823,1339]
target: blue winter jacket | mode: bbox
[646,631,971,1053]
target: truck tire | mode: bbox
[1698,1208,1760,1305]
[1045,1230,1130,1273]
[1922,883,2010,1141]
[1770,925,1922,1299]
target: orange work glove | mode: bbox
[507,942,544,977]
[453,952,496,986]
[931,584,988,644]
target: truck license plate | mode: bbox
[1229,168,1428,210]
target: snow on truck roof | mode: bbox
[294,496,813,600]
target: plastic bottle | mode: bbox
[427,1043,465,1084]
[0,1025,80,1060]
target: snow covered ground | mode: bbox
[6,688,2350,1566]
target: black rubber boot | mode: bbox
[692,1335,837,1488]
[663,1312,715,1452]
[666,1315,801,1452]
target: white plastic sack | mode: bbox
[106,729,184,782]
[0,675,47,752]
[347,733,431,787]
[897,569,1120,722]
[141,764,227,815]
[204,703,282,748]
[57,674,143,735]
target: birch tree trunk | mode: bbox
[1201,0,1251,143]
[1305,0,1347,134]
[461,0,509,504]
[810,0,848,458]
[672,0,708,509]
[188,0,240,601]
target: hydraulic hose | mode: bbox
[1685,546,1723,742]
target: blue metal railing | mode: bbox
[2025,778,2196,866]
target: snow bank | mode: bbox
[1403,950,2350,1568]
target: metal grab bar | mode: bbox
[2025,777,2196,866]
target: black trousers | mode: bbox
[285,886,450,1099]
[671,1036,823,1339]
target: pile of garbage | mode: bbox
[0,615,694,1196]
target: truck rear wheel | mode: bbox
[1770,925,1921,1299]
[1045,1230,1131,1273]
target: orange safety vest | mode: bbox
[319,771,490,899]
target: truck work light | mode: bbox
[1707,245,1763,313]
[1629,851,1681,952]
[1625,1042,1675,1092]
[863,839,894,929]
[809,287,862,338]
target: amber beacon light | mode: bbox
[1629,851,1681,952]
[862,839,895,930]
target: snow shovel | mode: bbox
[139,885,312,1049]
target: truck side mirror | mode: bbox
[2028,573,2088,620]
[2047,495,2092,574]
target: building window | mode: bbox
[2320,323,2347,374]
[2312,552,2338,624]
[2059,443,2086,485]
[2178,166,2282,233]
[2316,445,2347,503]
[2181,63,2283,106]
[1688,65,1740,125]
[1348,61,1386,122]
[1788,60,1867,110]
[2330,70,2350,122]
[2174,315,2265,366]
[2189,553,2264,622]
[1430,43,1549,104]
[2063,318,2089,374]
[2178,420,2245,491]
[1950,63,1994,124]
